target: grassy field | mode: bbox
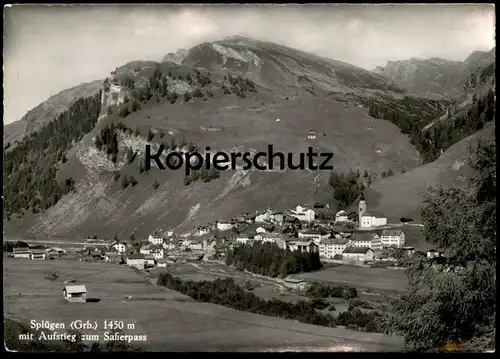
[290,264,408,295]
[3,258,402,352]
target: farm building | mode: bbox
[144,255,155,268]
[13,248,31,259]
[63,285,87,303]
[127,254,145,269]
[156,258,167,268]
[30,249,46,260]
[342,247,374,263]
[104,252,123,264]
[283,278,308,292]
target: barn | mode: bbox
[63,285,87,303]
[283,278,308,292]
[30,249,46,260]
[13,248,31,259]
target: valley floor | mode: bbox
[3,258,402,352]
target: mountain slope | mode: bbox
[360,121,495,222]
[3,37,492,240]
[374,47,495,99]
[3,80,103,146]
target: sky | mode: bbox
[3,4,495,125]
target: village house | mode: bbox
[156,258,167,268]
[149,245,165,259]
[342,247,374,263]
[402,246,416,256]
[111,242,127,254]
[186,239,204,251]
[269,212,285,225]
[255,209,274,223]
[163,241,177,250]
[298,228,330,244]
[104,252,123,264]
[30,249,46,260]
[289,205,315,223]
[243,213,257,224]
[144,255,155,268]
[216,221,236,231]
[335,210,350,223]
[255,226,268,234]
[254,233,280,243]
[13,247,31,259]
[147,233,164,246]
[126,254,145,269]
[63,285,87,303]
[46,248,60,258]
[427,249,440,259]
[350,232,383,251]
[288,240,319,254]
[194,226,211,236]
[319,238,351,259]
[380,229,406,248]
[235,234,253,245]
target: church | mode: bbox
[358,194,387,229]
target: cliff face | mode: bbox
[374,47,496,100]
[162,48,189,65]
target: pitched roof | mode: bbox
[381,229,404,236]
[127,254,145,260]
[31,249,46,255]
[300,228,329,235]
[13,247,31,253]
[320,238,349,245]
[64,285,87,294]
[343,246,373,254]
[351,232,379,242]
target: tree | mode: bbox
[381,171,387,178]
[152,180,160,190]
[387,168,394,176]
[386,138,496,352]
[363,169,369,178]
[183,92,191,102]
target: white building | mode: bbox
[350,232,383,251]
[288,240,319,253]
[235,235,253,245]
[156,258,167,268]
[380,229,406,248]
[255,226,268,234]
[427,249,439,259]
[360,213,388,228]
[111,242,127,254]
[254,233,279,243]
[255,210,273,223]
[126,254,145,269]
[162,242,176,250]
[335,210,349,223]
[194,226,211,236]
[216,221,236,231]
[289,205,315,223]
[342,247,374,263]
[148,234,164,246]
[319,238,350,259]
[298,228,330,244]
[30,250,46,260]
[358,198,387,229]
[13,248,31,259]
